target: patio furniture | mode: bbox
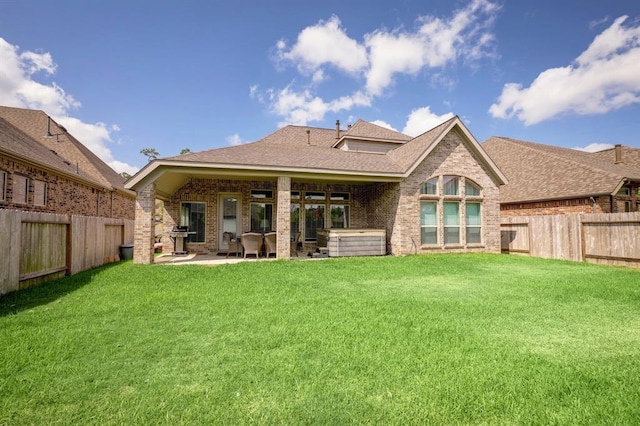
[264,232,277,257]
[223,232,241,258]
[291,232,302,257]
[241,232,262,258]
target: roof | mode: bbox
[340,119,412,143]
[0,117,105,186]
[127,116,506,198]
[482,137,640,204]
[0,106,130,193]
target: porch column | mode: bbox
[134,182,156,264]
[276,176,291,259]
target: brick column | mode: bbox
[276,176,291,259]
[134,182,156,264]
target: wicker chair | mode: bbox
[241,232,262,258]
[291,232,302,257]
[223,232,241,258]
[264,232,277,258]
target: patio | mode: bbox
[153,251,323,266]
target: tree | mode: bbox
[121,171,132,180]
[180,148,192,155]
[140,147,160,162]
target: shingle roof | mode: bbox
[129,116,505,192]
[0,106,128,191]
[343,119,411,142]
[167,125,404,174]
[482,137,640,203]
[0,117,105,187]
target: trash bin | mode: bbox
[120,244,134,260]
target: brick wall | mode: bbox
[133,182,155,264]
[500,196,610,217]
[1,154,134,219]
[162,178,368,255]
[365,130,502,255]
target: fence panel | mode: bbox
[582,212,640,266]
[1,210,134,296]
[502,212,640,267]
[500,221,530,253]
[20,222,67,280]
[0,210,21,295]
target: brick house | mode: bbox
[0,106,135,218]
[482,137,640,217]
[126,116,507,263]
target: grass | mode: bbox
[1,253,640,425]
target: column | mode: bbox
[276,176,291,259]
[134,182,156,264]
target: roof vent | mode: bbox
[306,129,310,145]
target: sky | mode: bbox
[1,0,639,175]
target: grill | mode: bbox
[169,226,191,255]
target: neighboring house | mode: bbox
[0,106,135,218]
[482,137,640,217]
[126,116,507,263]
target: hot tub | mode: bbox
[317,228,387,257]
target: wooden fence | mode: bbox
[501,212,640,267]
[0,210,134,295]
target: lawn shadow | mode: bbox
[0,261,125,317]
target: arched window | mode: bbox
[419,176,483,246]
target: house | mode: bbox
[482,137,640,217]
[125,116,507,263]
[0,106,135,219]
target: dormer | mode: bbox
[333,119,411,154]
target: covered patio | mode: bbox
[127,163,400,264]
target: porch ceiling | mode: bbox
[146,164,402,200]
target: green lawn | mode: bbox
[1,254,639,425]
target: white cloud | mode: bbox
[402,106,454,137]
[276,15,369,76]
[264,0,500,126]
[366,0,499,95]
[574,143,614,153]
[490,16,640,125]
[267,85,371,126]
[371,120,398,131]
[0,37,138,174]
[226,133,243,146]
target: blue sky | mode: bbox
[1,0,639,174]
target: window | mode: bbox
[443,176,459,196]
[305,204,325,241]
[465,180,481,197]
[420,177,438,195]
[444,202,460,244]
[180,202,206,243]
[420,201,438,244]
[33,180,47,206]
[330,192,349,201]
[291,203,300,239]
[305,191,326,201]
[291,191,300,200]
[251,189,273,199]
[0,171,6,202]
[251,203,273,232]
[617,188,630,196]
[419,176,483,247]
[466,203,482,244]
[330,205,349,228]
[13,175,29,204]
